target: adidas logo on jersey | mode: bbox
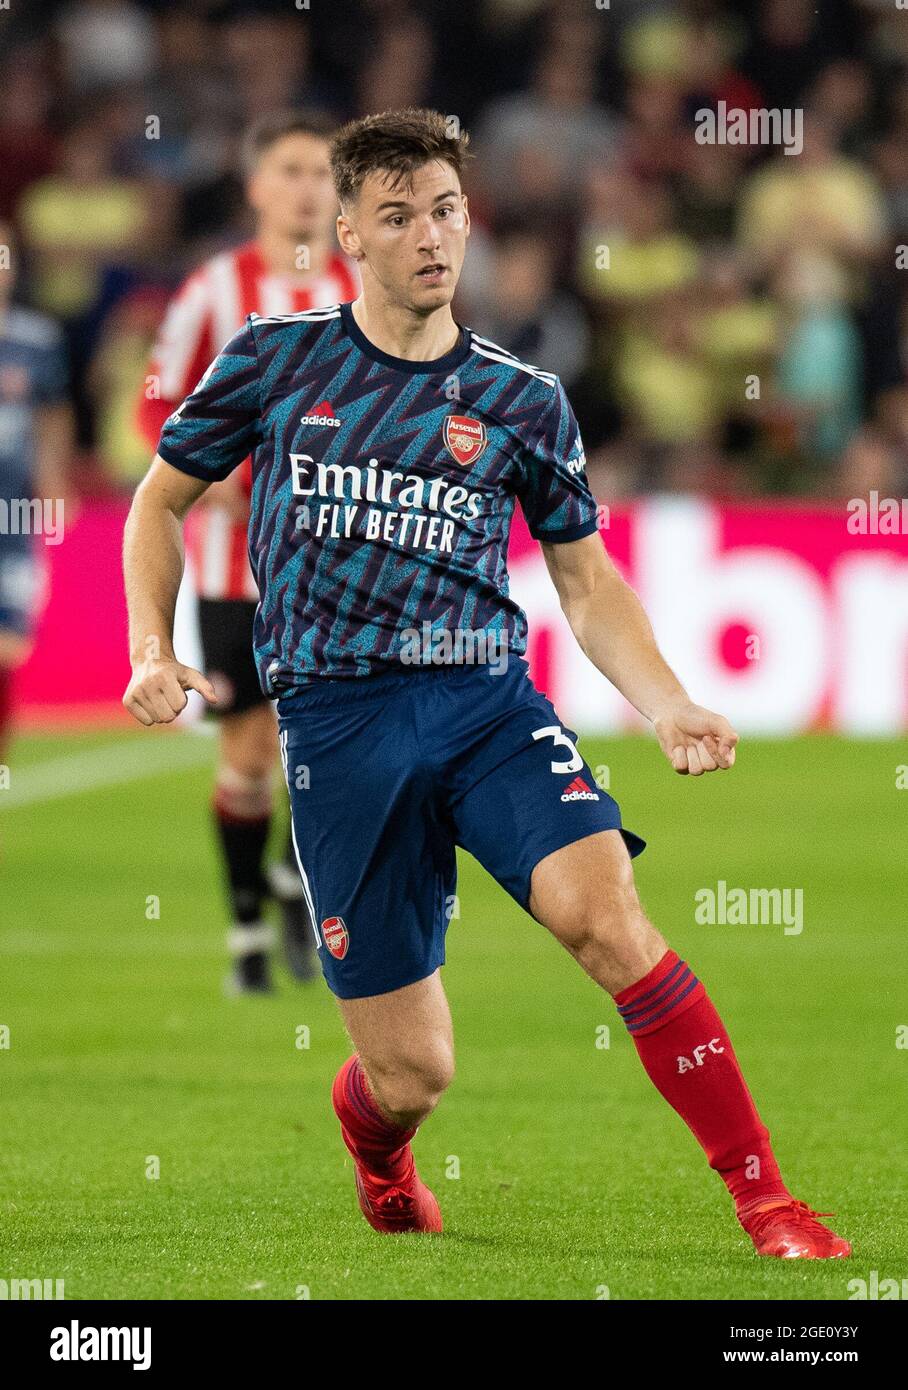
[561,775,600,802]
[301,400,341,428]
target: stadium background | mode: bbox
[2,0,907,730]
[2,0,907,1303]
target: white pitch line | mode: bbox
[0,733,216,811]
[0,931,221,956]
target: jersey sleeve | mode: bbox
[515,379,600,543]
[156,319,263,482]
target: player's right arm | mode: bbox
[123,319,264,726]
[122,457,218,725]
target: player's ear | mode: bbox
[245,174,263,218]
[336,211,363,261]
[461,194,470,239]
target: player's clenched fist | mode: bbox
[123,658,218,726]
[652,698,739,776]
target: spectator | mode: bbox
[772,248,863,463]
[17,116,149,322]
[736,115,887,288]
[88,288,170,488]
[0,48,57,221]
[55,0,158,93]
[3,0,906,501]
[577,173,700,310]
[356,14,436,115]
[469,222,590,387]
[474,40,623,216]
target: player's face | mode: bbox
[247,133,337,243]
[339,160,470,314]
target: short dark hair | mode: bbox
[241,109,339,176]
[330,107,471,208]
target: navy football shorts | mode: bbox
[277,655,645,999]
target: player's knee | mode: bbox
[370,1041,454,1124]
[213,764,272,820]
[218,747,273,785]
[556,882,629,949]
[555,880,654,976]
[220,710,276,780]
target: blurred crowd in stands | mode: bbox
[2,0,908,503]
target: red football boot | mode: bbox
[332,1056,442,1235]
[352,1160,443,1235]
[739,1198,851,1259]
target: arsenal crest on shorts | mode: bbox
[321,916,349,959]
[443,414,487,467]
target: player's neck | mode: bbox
[255,227,330,278]
[350,295,459,363]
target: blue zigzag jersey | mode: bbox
[157,301,600,690]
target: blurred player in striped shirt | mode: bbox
[136,111,360,993]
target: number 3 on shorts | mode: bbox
[531,724,583,775]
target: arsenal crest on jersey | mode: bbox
[443,414,487,467]
[321,915,349,960]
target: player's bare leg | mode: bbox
[215,704,280,994]
[331,971,452,1232]
[527,829,850,1259]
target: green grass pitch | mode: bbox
[1,728,904,1300]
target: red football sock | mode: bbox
[615,949,791,1216]
[332,1055,415,1181]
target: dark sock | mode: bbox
[212,784,271,924]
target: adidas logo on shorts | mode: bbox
[561,775,600,802]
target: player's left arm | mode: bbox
[541,532,738,776]
[518,378,737,776]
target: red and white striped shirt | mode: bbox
[137,240,360,599]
